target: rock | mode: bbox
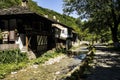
[20,69,27,72]
[55,71,60,75]
[11,72,17,74]
[43,55,66,66]
[31,65,39,69]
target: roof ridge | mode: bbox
[0,6,32,15]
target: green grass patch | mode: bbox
[0,49,28,79]
[0,62,27,79]
[0,49,28,64]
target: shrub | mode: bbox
[0,49,28,64]
[0,49,28,79]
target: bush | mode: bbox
[0,49,28,79]
[0,49,28,64]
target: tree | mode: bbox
[63,0,120,46]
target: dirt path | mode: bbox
[86,46,120,80]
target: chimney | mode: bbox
[53,16,57,20]
[57,19,60,22]
[21,0,28,7]
[44,15,48,18]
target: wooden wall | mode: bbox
[0,13,54,57]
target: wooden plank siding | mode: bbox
[36,36,47,52]
[27,35,48,56]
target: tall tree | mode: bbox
[63,0,120,46]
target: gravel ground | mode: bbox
[86,46,120,80]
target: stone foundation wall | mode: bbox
[0,44,19,50]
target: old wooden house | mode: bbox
[0,4,76,57]
[0,7,55,57]
[52,23,73,51]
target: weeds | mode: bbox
[0,62,27,79]
[0,49,28,79]
[0,49,28,64]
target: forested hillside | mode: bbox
[0,0,78,31]
[28,0,78,29]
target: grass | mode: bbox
[0,62,27,79]
[0,49,64,79]
[0,49,29,79]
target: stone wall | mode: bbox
[0,44,19,50]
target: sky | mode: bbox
[32,0,79,18]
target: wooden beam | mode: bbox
[26,35,28,51]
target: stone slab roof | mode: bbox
[0,6,33,15]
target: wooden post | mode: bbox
[26,36,28,51]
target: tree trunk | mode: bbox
[110,24,120,47]
[110,8,120,47]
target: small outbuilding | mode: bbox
[52,23,73,51]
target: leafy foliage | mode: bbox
[0,62,27,79]
[28,0,78,29]
[0,49,28,64]
[63,0,120,45]
[0,0,21,8]
[0,49,28,79]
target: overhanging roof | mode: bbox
[0,6,74,30]
[0,6,54,23]
[52,24,65,30]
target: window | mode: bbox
[62,30,64,33]
[0,20,8,31]
[9,19,16,30]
